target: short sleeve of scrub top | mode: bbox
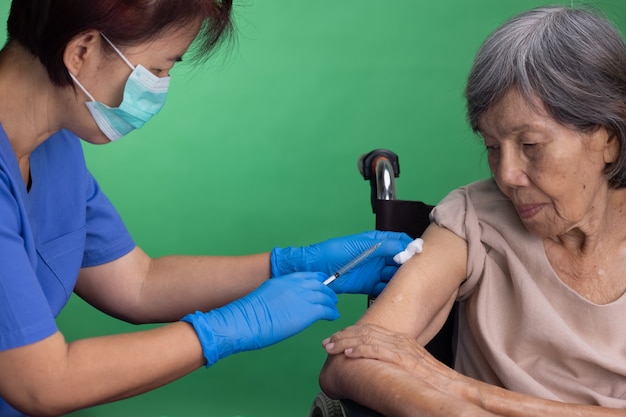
[0,125,135,352]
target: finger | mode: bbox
[341,343,407,364]
[287,271,328,284]
[379,265,399,281]
[319,305,340,321]
[371,281,386,296]
[301,281,339,304]
[296,272,340,299]
[363,230,413,244]
[322,325,363,347]
[323,334,367,354]
[374,238,412,257]
[307,302,340,322]
[339,324,420,351]
[324,324,402,352]
[336,327,451,374]
[300,288,339,307]
[353,231,413,256]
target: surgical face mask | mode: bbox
[69,33,170,141]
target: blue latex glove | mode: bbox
[270,230,413,296]
[182,272,339,367]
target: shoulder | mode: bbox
[444,179,511,211]
[432,179,543,299]
[431,179,519,236]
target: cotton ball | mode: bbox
[393,238,424,264]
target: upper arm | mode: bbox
[319,223,468,401]
[358,223,467,341]
[75,246,151,323]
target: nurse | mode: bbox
[0,1,411,416]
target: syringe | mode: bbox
[323,242,383,286]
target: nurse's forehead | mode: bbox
[123,26,199,56]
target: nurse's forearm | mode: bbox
[142,252,271,318]
[0,324,203,416]
[77,248,272,324]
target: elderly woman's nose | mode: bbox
[495,151,528,187]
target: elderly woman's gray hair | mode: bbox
[465,6,626,187]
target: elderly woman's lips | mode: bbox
[516,204,542,219]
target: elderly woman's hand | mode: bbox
[323,324,482,407]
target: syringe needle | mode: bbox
[323,242,383,286]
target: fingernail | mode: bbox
[325,342,335,350]
[345,348,353,354]
[322,338,331,345]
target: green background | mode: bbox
[1,1,625,416]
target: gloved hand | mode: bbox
[270,231,412,296]
[182,272,339,367]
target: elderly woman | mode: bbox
[0,1,412,416]
[320,6,626,416]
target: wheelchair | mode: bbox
[309,149,457,417]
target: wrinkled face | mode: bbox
[478,89,617,238]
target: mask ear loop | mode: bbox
[68,33,134,101]
[68,72,97,102]
[99,33,136,71]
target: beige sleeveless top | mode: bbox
[431,179,626,407]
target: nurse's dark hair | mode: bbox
[465,6,626,188]
[6,0,233,86]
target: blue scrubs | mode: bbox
[0,125,135,416]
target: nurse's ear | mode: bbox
[63,30,102,77]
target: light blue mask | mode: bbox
[70,34,170,141]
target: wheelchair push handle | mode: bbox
[358,149,400,211]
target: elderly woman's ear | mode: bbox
[586,126,619,164]
[603,128,620,164]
